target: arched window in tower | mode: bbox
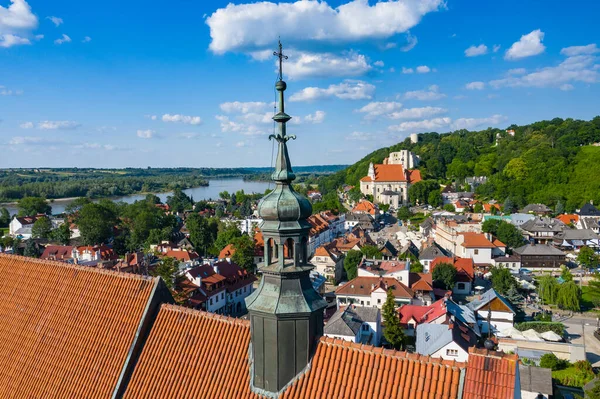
[284,238,294,259]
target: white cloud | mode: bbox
[346,131,374,141]
[0,85,22,95]
[356,101,403,119]
[19,121,33,128]
[389,106,447,120]
[303,110,326,124]
[46,16,63,27]
[220,101,268,114]
[400,31,418,52]
[374,60,384,67]
[465,81,485,90]
[54,33,71,45]
[38,120,80,130]
[215,115,267,136]
[493,44,501,53]
[136,129,155,139]
[416,65,431,73]
[402,85,446,101]
[465,44,487,57]
[389,67,395,73]
[161,114,202,125]
[206,0,444,54]
[560,84,574,91]
[73,142,125,151]
[490,52,599,89]
[389,114,506,133]
[505,29,545,60]
[401,67,414,74]
[82,36,91,43]
[507,68,527,75]
[290,80,375,102]
[560,44,599,57]
[284,50,372,79]
[236,141,247,148]
[0,0,38,48]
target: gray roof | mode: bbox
[419,243,448,260]
[519,365,553,395]
[467,288,515,314]
[381,190,399,196]
[415,321,476,356]
[514,244,566,256]
[445,300,480,336]
[554,229,599,241]
[580,217,600,230]
[420,218,433,229]
[346,213,374,222]
[324,306,380,337]
[579,202,600,216]
[520,216,565,233]
[520,203,552,214]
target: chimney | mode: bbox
[213,262,219,275]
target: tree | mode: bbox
[503,158,529,181]
[556,281,580,311]
[23,239,39,258]
[65,197,92,214]
[578,246,599,269]
[560,265,574,282]
[1,235,15,250]
[410,261,424,273]
[31,216,53,239]
[397,206,412,222]
[555,200,565,215]
[443,203,456,213]
[166,188,193,213]
[344,250,362,280]
[539,353,561,371]
[538,274,559,305]
[51,222,71,245]
[360,245,382,259]
[504,285,524,307]
[432,263,457,290]
[489,266,519,296]
[482,219,524,249]
[231,234,255,271]
[152,257,179,289]
[503,197,514,214]
[427,190,442,207]
[0,207,10,227]
[213,223,243,254]
[186,214,216,256]
[76,203,117,245]
[473,203,484,213]
[17,197,51,216]
[382,288,405,350]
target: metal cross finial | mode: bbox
[273,39,288,81]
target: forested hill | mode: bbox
[318,116,600,212]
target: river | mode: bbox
[3,178,272,216]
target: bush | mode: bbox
[515,321,564,336]
[540,353,568,371]
[553,364,595,387]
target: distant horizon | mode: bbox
[0,164,349,170]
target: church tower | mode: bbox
[245,41,327,395]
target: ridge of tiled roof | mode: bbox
[0,253,163,399]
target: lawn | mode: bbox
[581,286,599,310]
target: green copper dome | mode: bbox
[257,184,312,223]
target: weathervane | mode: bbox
[273,38,288,81]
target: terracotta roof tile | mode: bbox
[463,348,518,399]
[459,232,496,248]
[0,253,159,399]
[431,257,475,280]
[125,306,464,399]
[336,276,414,299]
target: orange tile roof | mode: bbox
[124,304,465,399]
[483,203,501,212]
[492,238,506,247]
[165,249,199,261]
[0,253,161,399]
[459,232,496,248]
[407,169,422,183]
[374,164,407,182]
[431,257,475,280]
[352,199,377,215]
[556,214,579,225]
[463,348,518,399]
[409,272,434,292]
[336,276,414,299]
[219,243,235,259]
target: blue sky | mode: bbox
[1,0,599,168]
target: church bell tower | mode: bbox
[245,40,327,395]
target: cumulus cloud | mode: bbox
[38,120,80,130]
[290,80,375,102]
[303,110,326,124]
[507,68,527,75]
[493,44,501,53]
[416,65,431,73]
[388,106,447,120]
[401,67,414,74]
[82,36,91,43]
[402,85,446,101]
[206,0,444,54]
[0,0,38,48]
[490,51,599,89]
[356,101,403,119]
[136,129,155,139]
[465,44,487,57]
[346,131,374,141]
[19,121,33,128]
[284,50,372,79]
[560,43,599,57]
[54,33,71,45]
[220,101,269,114]
[161,114,202,125]
[505,29,545,60]
[374,60,384,67]
[400,31,418,52]
[465,81,485,90]
[389,114,506,133]
[46,16,62,27]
